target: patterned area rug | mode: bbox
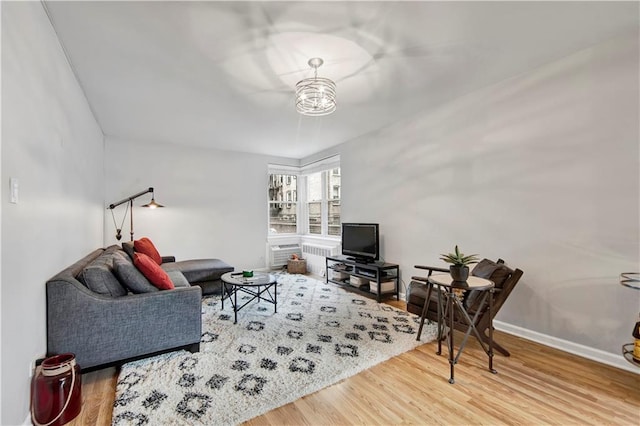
[111,273,437,425]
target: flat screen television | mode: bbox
[341,223,379,262]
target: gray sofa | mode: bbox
[121,241,233,296]
[46,245,233,371]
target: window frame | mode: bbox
[268,156,340,239]
[268,167,300,236]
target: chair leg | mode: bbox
[479,331,511,357]
[416,284,433,341]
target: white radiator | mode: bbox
[302,243,340,275]
[269,244,302,268]
[302,243,336,257]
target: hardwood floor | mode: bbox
[68,300,639,425]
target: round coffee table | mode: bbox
[220,272,277,324]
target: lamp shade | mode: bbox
[142,197,164,209]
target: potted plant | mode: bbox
[440,245,479,282]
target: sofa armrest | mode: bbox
[162,255,176,263]
[47,279,201,370]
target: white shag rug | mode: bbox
[111,273,437,425]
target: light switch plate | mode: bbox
[10,177,18,204]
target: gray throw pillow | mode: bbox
[166,270,190,288]
[79,254,127,297]
[104,244,122,254]
[113,255,158,294]
[122,241,136,260]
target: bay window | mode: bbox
[268,157,340,238]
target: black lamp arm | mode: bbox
[107,187,154,210]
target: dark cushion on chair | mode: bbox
[472,259,513,289]
[465,259,514,311]
[407,280,429,307]
[407,280,443,317]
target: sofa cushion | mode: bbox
[162,259,234,283]
[122,241,135,260]
[193,280,223,296]
[123,241,172,264]
[113,254,158,294]
[104,244,122,254]
[134,237,162,265]
[79,254,127,297]
[166,270,190,288]
[134,253,174,290]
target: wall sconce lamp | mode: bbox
[107,187,164,241]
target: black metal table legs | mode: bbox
[435,287,496,384]
[221,282,278,324]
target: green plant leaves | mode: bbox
[439,245,479,266]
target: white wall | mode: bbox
[1,2,104,424]
[333,32,639,363]
[104,137,297,269]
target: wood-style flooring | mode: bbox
[68,300,640,425]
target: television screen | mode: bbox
[341,223,379,262]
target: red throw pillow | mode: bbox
[134,237,162,265]
[133,253,174,290]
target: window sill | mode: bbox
[267,234,340,245]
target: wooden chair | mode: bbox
[406,259,523,356]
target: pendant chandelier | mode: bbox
[295,58,336,116]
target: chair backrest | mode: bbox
[475,262,523,331]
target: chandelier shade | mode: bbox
[295,58,336,116]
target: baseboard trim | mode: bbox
[494,320,639,374]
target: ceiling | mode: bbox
[44,1,637,159]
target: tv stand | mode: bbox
[325,255,399,303]
[345,256,374,264]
